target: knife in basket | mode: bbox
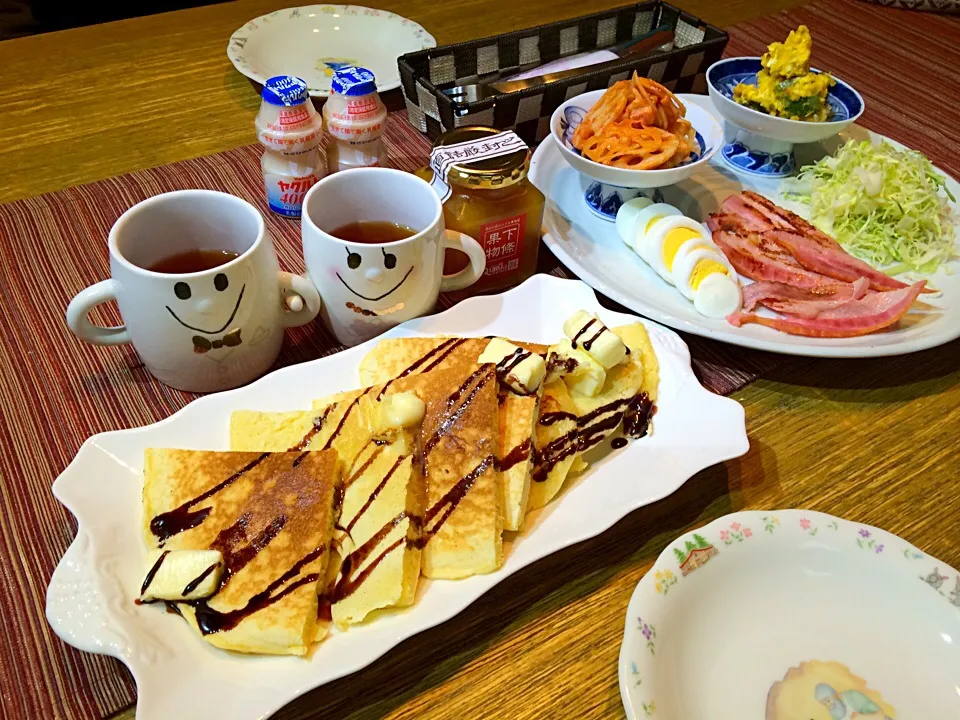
[441,26,675,103]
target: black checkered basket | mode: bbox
[398,1,728,145]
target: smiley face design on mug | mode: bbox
[163,265,255,354]
[335,244,417,317]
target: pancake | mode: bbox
[142,449,340,656]
[528,379,579,511]
[229,398,425,630]
[320,361,502,579]
[528,322,660,502]
[566,323,659,453]
[359,336,542,532]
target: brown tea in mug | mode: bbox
[330,221,417,244]
[148,249,240,273]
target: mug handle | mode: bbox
[440,230,486,292]
[65,279,132,345]
[278,272,322,328]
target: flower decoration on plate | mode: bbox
[551,84,722,221]
[706,26,864,178]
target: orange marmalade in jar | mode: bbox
[415,127,544,295]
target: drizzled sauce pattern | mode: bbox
[190,544,327,635]
[150,452,271,542]
[290,405,334,451]
[570,318,597,349]
[532,393,656,482]
[139,550,169,597]
[182,562,219,597]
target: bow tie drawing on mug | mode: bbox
[165,272,247,352]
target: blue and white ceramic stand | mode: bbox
[550,90,723,221]
[706,57,865,179]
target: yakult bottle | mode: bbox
[322,66,387,173]
[255,75,326,218]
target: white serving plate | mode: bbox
[46,275,747,720]
[619,509,960,719]
[227,5,435,97]
[531,94,960,358]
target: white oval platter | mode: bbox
[530,94,960,358]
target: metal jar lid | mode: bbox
[433,127,530,189]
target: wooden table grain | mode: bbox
[1,1,957,719]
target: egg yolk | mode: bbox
[689,259,728,289]
[645,216,664,233]
[662,228,705,270]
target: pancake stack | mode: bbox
[138,311,659,656]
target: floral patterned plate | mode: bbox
[619,510,960,719]
[227,5,436,97]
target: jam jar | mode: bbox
[415,127,545,295]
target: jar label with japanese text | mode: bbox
[264,172,321,217]
[479,214,527,277]
[429,131,527,183]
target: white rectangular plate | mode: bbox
[46,275,748,720]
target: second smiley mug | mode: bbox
[301,167,487,347]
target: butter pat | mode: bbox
[478,338,545,395]
[140,549,223,602]
[548,339,606,397]
[562,310,627,370]
[375,392,425,432]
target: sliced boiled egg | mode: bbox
[625,203,683,262]
[615,197,653,248]
[671,244,742,317]
[645,216,713,282]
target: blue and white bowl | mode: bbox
[550,90,722,191]
[706,57,865,178]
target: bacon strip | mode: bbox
[742,278,870,318]
[727,282,926,337]
[764,230,913,292]
[739,191,843,251]
[712,229,837,290]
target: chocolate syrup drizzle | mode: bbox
[189,543,327,635]
[182,562,219,597]
[581,324,607,352]
[531,392,656,482]
[344,455,407,535]
[149,452,271,542]
[322,367,499,607]
[344,442,386,490]
[290,405,335,451]
[210,513,287,589]
[497,438,531,473]
[545,353,578,377]
[570,318,597,349]
[422,366,495,456]
[140,550,169,596]
[398,338,469,380]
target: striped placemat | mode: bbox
[1,1,956,718]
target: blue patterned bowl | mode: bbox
[706,57,864,178]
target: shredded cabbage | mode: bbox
[781,140,957,274]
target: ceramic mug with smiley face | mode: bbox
[66,190,322,392]
[301,167,486,346]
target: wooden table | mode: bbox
[1,1,957,719]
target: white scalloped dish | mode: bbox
[46,276,748,720]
